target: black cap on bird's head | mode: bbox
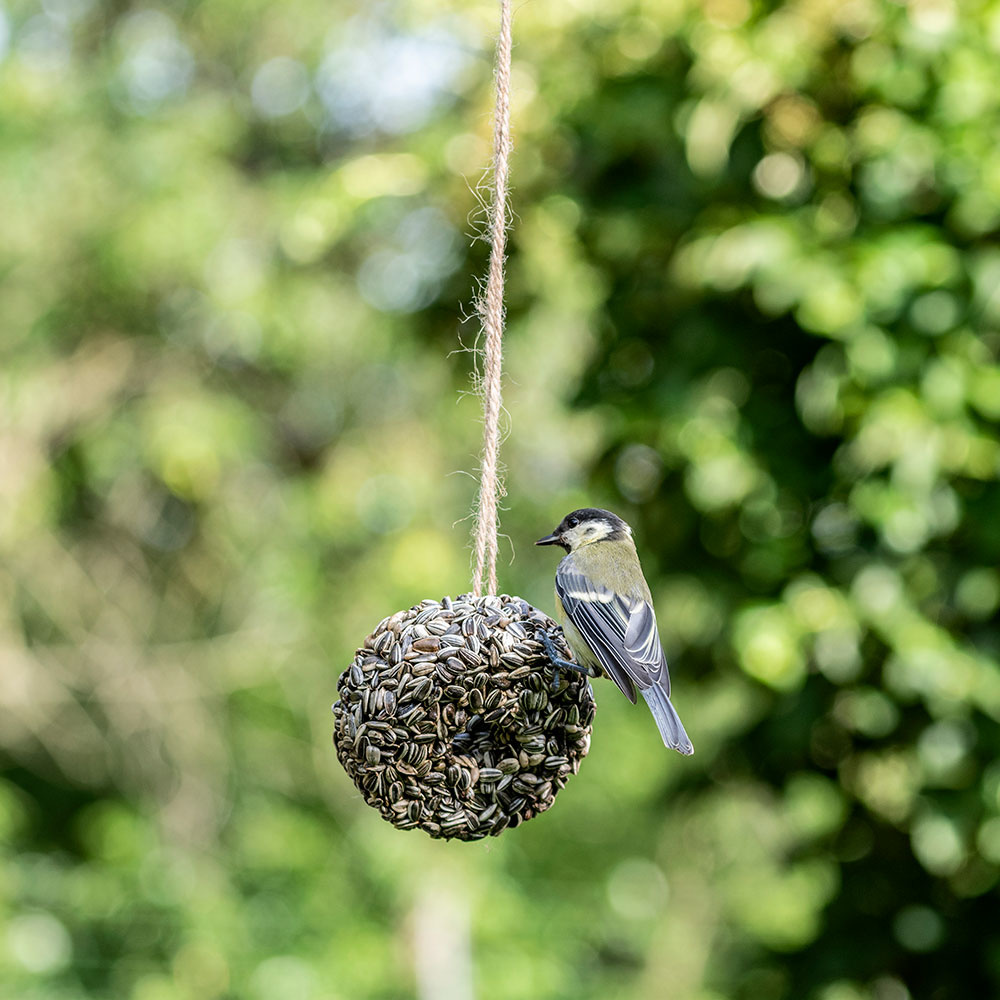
[535,508,631,552]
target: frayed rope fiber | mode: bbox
[471,0,513,599]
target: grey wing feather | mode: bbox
[555,562,693,754]
[556,564,639,703]
[624,600,670,695]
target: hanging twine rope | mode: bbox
[471,0,513,599]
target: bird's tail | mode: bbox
[641,683,694,756]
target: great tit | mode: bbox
[536,508,693,755]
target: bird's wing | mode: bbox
[555,562,670,703]
[623,600,670,695]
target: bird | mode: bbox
[535,508,693,755]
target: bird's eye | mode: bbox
[567,517,579,528]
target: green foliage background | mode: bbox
[3,0,1000,997]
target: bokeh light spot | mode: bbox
[607,858,669,920]
[753,152,806,200]
[893,905,944,952]
[911,813,964,875]
[7,912,72,973]
[251,57,309,118]
[615,444,663,502]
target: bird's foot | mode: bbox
[538,631,598,691]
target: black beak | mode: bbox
[535,532,561,546]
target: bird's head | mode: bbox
[535,508,632,553]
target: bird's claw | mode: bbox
[538,630,597,690]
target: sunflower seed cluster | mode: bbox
[332,594,596,841]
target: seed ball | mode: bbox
[332,594,596,841]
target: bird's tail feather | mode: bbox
[641,683,694,755]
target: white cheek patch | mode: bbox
[572,521,611,543]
